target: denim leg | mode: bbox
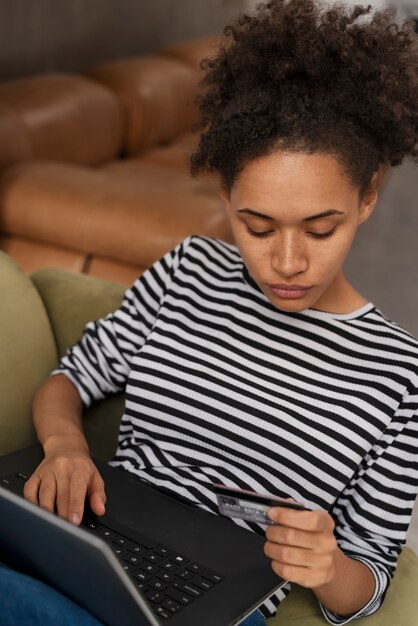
[0,562,104,626]
[240,610,267,626]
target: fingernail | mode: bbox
[70,513,80,525]
[268,508,277,521]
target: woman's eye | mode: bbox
[246,226,273,238]
[308,227,337,239]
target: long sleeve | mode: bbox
[53,237,191,408]
[321,380,418,624]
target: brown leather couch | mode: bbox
[0,37,231,284]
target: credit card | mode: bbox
[212,483,307,525]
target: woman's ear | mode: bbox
[358,169,381,225]
[220,187,232,214]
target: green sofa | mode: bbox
[1,249,418,625]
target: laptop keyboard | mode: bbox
[82,517,224,619]
[1,472,224,619]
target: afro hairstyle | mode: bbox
[190,0,418,195]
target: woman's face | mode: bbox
[221,151,378,314]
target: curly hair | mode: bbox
[190,0,418,195]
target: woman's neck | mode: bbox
[313,273,368,315]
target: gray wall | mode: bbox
[0,0,246,80]
[345,160,418,338]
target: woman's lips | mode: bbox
[267,284,312,299]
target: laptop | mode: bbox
[0,444,286,626]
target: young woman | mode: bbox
[3,1,418,625]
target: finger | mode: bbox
[269,524,337,554]
[264,541,333,568]
[23,474,41,505]
[38,475,58,513]
[88,472,106,517]
[265,541,313,566]
[68,471,89,525]
[266,524,318,550]
[55,480,71,520]
[268,508,334,533]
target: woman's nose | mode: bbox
[271,235,308,277]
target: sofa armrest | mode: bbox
[0,252,58,456]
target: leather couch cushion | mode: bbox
[0,233,86,274]
[0,74,124,165]
[162,35,222,73]
[0,251,57,456]
[140,131,199,174]
[88,56,198,154]
[0,102,30,171]
[86,256,143,285]
[0,161,231,267]
[101,157,219,197]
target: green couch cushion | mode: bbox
[30,268,126,358]
[0,252,58,455]
[267,547,418,625]
[31,268,127,460]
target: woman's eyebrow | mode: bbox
[237,208,345,221]
[237,208,274,220]
[304,209,345,222]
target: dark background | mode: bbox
[0,0,246,79]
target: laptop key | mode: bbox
[121,563,136,574]
[84,521,100,532]
[129,544,147,554]
[163,599,182,614]
[155,606,171,619]
[15,472,29,481]
[131,579,149,593]
[1,475,25,494]
[154,545,172,557]
[156,570,174,583]
[188,562,204,574]
[145,590,166,604]
[172,553,187,566]
[190,575,214,590]
[113,536,136,549]
[148,578,167,591]
[201,569,224,584]
[124,553,141,566]
[134,570,153,583]
[178,568,194,580]
[173,581,202,598]
[98,527,114,540]
[142,562,158,574]
[144,552,162,564]
[165,587,194,606]
[161,561,179,571]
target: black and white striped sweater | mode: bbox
[56,236,418,624]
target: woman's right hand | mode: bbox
[23,439,106,526]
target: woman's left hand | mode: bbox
[264,506,339,589]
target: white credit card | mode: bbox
[212,483,308,525]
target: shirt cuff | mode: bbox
[319,557,387,625]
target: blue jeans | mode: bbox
[0,562,266,625]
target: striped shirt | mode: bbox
[56,236,418,623]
